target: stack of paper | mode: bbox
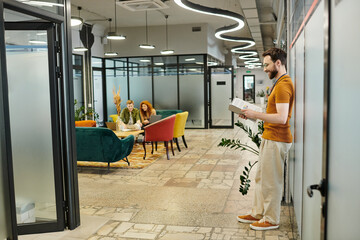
[228,98,261,121]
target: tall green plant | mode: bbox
[74,99,99,121]
[218,121,264,195]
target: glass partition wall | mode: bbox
[129,57,153,107]
[104,54,207,128]
[106,58,128,117]
[153,56,177,110]
[92,57,104,126]
[72,55,83,110]
[179,55,205,128]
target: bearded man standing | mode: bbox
[237,48,295,231]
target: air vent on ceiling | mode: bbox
[192,26,201,32]
[117,0,169,11]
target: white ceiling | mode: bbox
[70,0,277,65]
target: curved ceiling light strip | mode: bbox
[232,50,263,68]
[174,0,255,49]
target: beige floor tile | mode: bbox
[23,127,298,240]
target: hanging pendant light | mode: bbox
[160,15,174,55]
[105,19,118,56]
[107,0,126,40]
[73,30,88,52]
[71,6,83,27]
[105,40,118,56]
[139,11,155,49]
[73,9,88,52]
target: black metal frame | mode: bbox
[72,54,85,110]
[151,56,155,106]
[3,0,63,23]
[0,0,80,236]
[242,74,255,103]
[208,66,234,129]
[322,1,330,239]
[91,58,106,126]
[4,21,65,236]
[0,2,18,239]
[103,54,207,129]
[59,0,80,231]
[203,55,208,129]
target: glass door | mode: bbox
[209,66,234,128]
[243,75,255,103]
[4,10,65,235]
[93,69,104,126]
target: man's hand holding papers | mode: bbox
[228,98,262,122]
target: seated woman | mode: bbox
[139,100,156,126]
[118,100,142,130]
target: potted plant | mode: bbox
[218,121,264,195]
[74,99,99,121]
[256,90,266,105]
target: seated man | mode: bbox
[118,100,142,130]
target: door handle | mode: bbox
[307,179,326,197]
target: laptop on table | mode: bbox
[149,115,162,124]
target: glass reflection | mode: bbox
[179,55,205,128]
[106,59,128,120]
[153,56,177,109]
[243,75,255,103]
[6,30,57,224]
[15,0,64,16]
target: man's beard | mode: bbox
[269,69,278,79]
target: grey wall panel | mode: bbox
[293,31,305,236]
[302,1,324,238]
[327,0,360,239]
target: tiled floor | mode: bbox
[20,123,299,240]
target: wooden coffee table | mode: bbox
[113,129,144,138]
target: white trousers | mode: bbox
[251,139,292,224]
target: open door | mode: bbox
[5,20,65,235]
[1,3,80,236]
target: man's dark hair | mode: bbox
[262,48,287,65]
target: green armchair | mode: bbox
[75,127,134,171]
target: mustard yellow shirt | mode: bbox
[262,75,295,143]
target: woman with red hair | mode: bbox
[139,100,156,126]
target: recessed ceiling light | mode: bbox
[140,59,151,62]
[154,62,164,65]
[185,58,195,61]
